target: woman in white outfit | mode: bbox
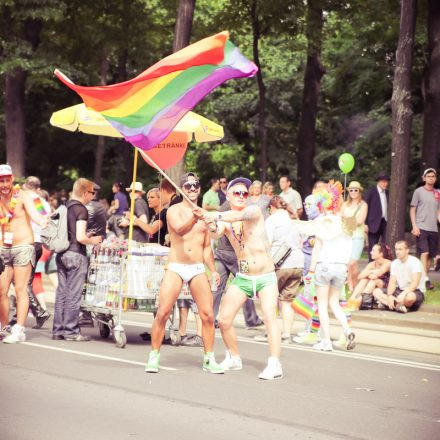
[307,181,356,351]
[264,196,304,343]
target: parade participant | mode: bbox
[307,181,356,352]
[203,177,282,380]
[145,172,223,374]
[0,165,48,343]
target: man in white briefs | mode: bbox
[145,172,223,374]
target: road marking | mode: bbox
[22,342,176,371]
[107,319,440,372]
[238,337,440,372]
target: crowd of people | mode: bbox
[0,163,439,380]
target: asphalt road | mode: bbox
[1,314,439,440]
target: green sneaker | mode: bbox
[203,353,224,374]
[145,350,160,373]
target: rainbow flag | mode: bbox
[33,196,48,215]
[55,31,257,151]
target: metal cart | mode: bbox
[81,244,192,348]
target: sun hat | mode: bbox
[125,182,145,193]
[227,177,252,191]
[347,181,363,191]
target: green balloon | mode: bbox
[338,153,355,174]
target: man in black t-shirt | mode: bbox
[86,184,107,240]
[119,182,149,243]
[53,178,102,342]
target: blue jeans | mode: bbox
[53,251,88,336]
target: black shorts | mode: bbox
[392,288,424,312]
[416,230,438,259]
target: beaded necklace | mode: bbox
[0,185,21,226]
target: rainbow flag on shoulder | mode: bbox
[55,31,257,151]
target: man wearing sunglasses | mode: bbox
[202,177,282,380]
[145,172,223,374]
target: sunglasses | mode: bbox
[88,190,96,195]
[232,190,249,199]
[182,181,200,191]
[349,188,359,193]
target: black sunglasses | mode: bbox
[182,181,200,190]
[88,190,96,195]
[232,190,249,199]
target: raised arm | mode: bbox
[21,190,47,228]
[215,205,261,223]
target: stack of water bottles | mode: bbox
[84,238,170,312]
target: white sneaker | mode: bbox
[220,351,242,371]
[313,339,333,351]
[259,357,283,380]
[3,324,26,344]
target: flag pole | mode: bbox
[138,149,196,207]
[128,148,139,249]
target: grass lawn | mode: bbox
[425,282,440,305]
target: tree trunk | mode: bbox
[251,0,268,182]
[387,0,417,250]
[4,18,42,178]
[296,0,325,199]
[421,0,440,172]
[168,0,195,184]
[94,50,109,185]
[5,69,27,177]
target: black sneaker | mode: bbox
[33,311,51,329]
[426,280,434,290]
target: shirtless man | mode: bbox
[145,172,223,374]
[0,164,47,343]
[203,177,282,380]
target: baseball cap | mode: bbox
[422,168,437,177]
[0,164,12,177]
[126,182,145,193]
[227,177,252,191]
[180,172,199,187]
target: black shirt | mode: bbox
[86,201,107,239]
[148,209,168,246]
[169,193,183,207]
[66,200,88,256]
[132,198,149,243]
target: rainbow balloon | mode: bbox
[55,31,257,151]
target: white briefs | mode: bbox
[168,262,205,283]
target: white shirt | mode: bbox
[265,209,304,269]
[279,188,302,213]
[390,255,426,293]
[377,185,387,221]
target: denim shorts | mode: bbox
[314,262,347,289]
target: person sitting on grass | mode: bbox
[347,242,392,310]
[373,240,426,313]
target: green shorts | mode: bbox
[230,272,277,299]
